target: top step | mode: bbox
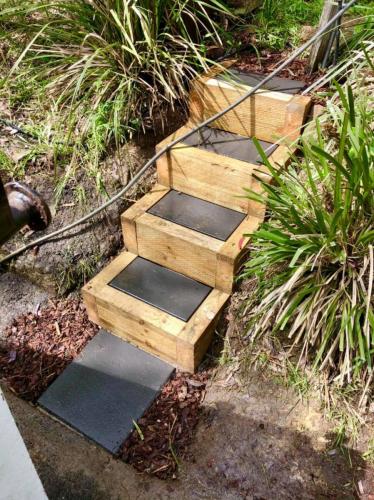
[215,70,306,95]
[189,63,312,143]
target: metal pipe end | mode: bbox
[5,182,52,231]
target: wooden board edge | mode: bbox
[176,289,229,371]
[215,215,262,292]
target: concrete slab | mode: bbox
[38,330,174,453]
[0,387,47,500]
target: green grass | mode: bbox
[363,438,374,463]
[55,247,102,296]
[285,362,310,399]
[240,73,374,391]
[245,0,373,51]
[248,0,324,50]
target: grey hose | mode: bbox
[0,0,356,265]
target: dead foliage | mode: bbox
[234,49,322,85]
[0,298,97,401]
[119,371,208,479]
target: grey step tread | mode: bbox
[38,330,175,454]
[181,126,277,165]
[216,69,306,95]
[148,189,246,242]
[109,256,212,322]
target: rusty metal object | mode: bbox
[0,176,51,245]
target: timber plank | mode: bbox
[122,184,169,253]
[156,125,272,214]
[136,212,221,287]
[176,289,229,371]
[216,215,262,292]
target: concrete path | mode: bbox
[0,387,47,500]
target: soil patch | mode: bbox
[0,109,186,295]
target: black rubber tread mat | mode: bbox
[148,189,246,242]
[181,126,277,165]
[109,257,212,322]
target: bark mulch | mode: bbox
[0,298,98,402]
[0,298,208,478]
[234,49,323,86]
[119,371,208,479]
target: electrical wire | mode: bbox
[0,0,357,265]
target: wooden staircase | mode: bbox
[82,63,312,372]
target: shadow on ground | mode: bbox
[3,368,373,500]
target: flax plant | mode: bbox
[241,77,374,391]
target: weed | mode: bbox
[249,0,323,50]
[329,408,360,450]
[363,438,374,463]
[0,149,14,174]
[285,362,310,399]
[132,420,144,441]
[55,247,101,296]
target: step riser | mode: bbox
[123,215,257,294]
[131,214,220,289]
[84,283,183,368]
[157,149,267,217]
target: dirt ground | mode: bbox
[4,366,374,500]
[0,109,186,294]
[1,262,374,499]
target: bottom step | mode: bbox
[38,330,174,453]
[82,252,229,371]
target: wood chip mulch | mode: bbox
[0,298,208,479]
[0,298,98,402]
[118,370,208,479]
[234,49,323,86]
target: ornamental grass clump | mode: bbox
[1,0,231,143]
[242,77,374,392]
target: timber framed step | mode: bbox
[121,184,261,292]
[82,251,229,372]
[189,61,312,144]
[156,124,272,215]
